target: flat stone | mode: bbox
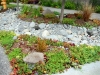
[23,52,44,64]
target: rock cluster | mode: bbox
[0,10,100,46]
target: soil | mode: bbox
[18,15,60,23]
[0,9,8,13]
[65,14,96,26]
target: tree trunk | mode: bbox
[60,0,66,23]
[16,0,19,10]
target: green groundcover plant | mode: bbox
[0,31,100,75]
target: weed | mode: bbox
[82,3,94,21]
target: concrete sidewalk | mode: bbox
[10,3,100,20]
[50,61,100,75]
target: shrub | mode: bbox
[95,5,100,13]
[62,18,75,25]
[20,5,32,14]
[65,0,76,10]
[36,38,47,52]
[82,3,94,21]
[53,11,60,15]
[7,4,17,9]
[20,5,41,18]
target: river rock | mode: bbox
[39,23,46,29]
[30,22,35,28]
[42,30,50,38]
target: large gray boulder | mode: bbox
[0,46,11,75]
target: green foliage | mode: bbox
[28,36,37,44]
[20,5,41,18]
[39,0,52,7]
[65,0,76,9]
[8,48,32,74]
[44,13,56,19]
[62,18,75,25]
[53,11,60,15]
[7,4,17,9]
[51,0,61,8]
[95,5,100,13]
[8,48,23,60]
[0,31,15,49]
[34,49,70,74]
[83,22,97,29]
[20,0,28,4]
[46,39,63,46]
[20,5,32,14]
[70,44,100,65]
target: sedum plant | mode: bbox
[0,31,15,49]
[34,48,70,74]
[70,44,100,65]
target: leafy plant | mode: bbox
[62,18,75,25]
[20,5,32,15]
[95,5,100,13]
[82,3,94,21]
[7,4,17,9]
[65,0,76,9]
[53,11,60,15]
